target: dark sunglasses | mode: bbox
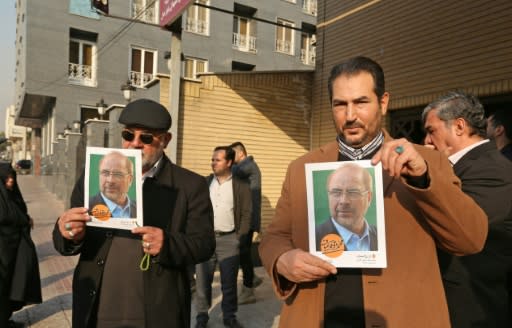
[121,129,164,145]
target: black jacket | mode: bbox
[438,141,512,327]
[53,156,215,328]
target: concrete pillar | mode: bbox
[32,128,42,176]
[64,132,82,206]
[107,105,126,149]
[166,31,182,163]
[54,137,67,200]
[84,119,109,147]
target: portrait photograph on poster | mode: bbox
[306,160,386,268]
[84,147,143,230]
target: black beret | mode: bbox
[118,98,172,130]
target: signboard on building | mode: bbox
[159,0,194,27]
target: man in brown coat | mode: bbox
[259,56,488,327]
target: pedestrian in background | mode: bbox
[195,146,251,328]
[230,141,263,304]
[0,163,41,327]
[487,108,512,161]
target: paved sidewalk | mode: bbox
[11,175,282,328]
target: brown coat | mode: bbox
[259,140,488,328]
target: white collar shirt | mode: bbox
[209,175,235,232]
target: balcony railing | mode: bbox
[302,0,317,16]
[132,3,156,24]
[130,71,154,88]
[300,48,316,65]
[185,18,209,34]
[232,33,257,52]
[276,39,293,54]
[68,63,96,86]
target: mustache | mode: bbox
[342,122,364,130]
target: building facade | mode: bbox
[14,0,318,174]
[14,0,171,173]
[159,70,313,229]
[311,0,512,146]
[3,105,31,164]
[180,0,317,78]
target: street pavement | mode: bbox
[11,175,282,328]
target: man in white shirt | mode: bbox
[195,146,251,328]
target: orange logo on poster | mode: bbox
[320,233,344,258]
[91,204,111,221]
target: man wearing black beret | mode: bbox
[53,98,215,328]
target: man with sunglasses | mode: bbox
[89,150,137,218]
[316,162,377,252]
[53,98,215,328]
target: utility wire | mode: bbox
[27,0,158,97]
[194,2,316,34]
[25,0,159,125]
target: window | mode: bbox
[233,16,256,52]
[302,0,317,16]
[132,0,159,24]
[276,19,295,55]
[184,57,208,80]
[130,47,157,88]
[68,38,97,87]
[300,33,316,65]
[232,61,255,72]
[185,0,209,35]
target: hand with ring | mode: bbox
[58,207,90,242]
[372,138,427,178]
[132,226,164,256]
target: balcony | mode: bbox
[130,71,154,88]
[185,18,209,35]
[302,0,317,16]
[276,39,293,55]
[68,63,96,87]
[300,48,316,65]
[132,3,156,24]
[232,33,257,52]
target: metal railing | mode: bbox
[132,2,156,24]
[68,63,96,86]
[300,48,316,65]
[232,33,257,52]
[276,39,293,54]
[130,71,154,88]
[185,18,209,34]
[302,0,317,16]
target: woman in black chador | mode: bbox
[0,163,41,327]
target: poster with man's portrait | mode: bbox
[85,147,143,230]
[306,160,386,268]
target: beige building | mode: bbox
[160,71,313,228]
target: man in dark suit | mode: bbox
[89,150,137,218]
[53,99,215,328]
[423,90,512,327]
[316,162,378,252]
[230,141,263,304]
